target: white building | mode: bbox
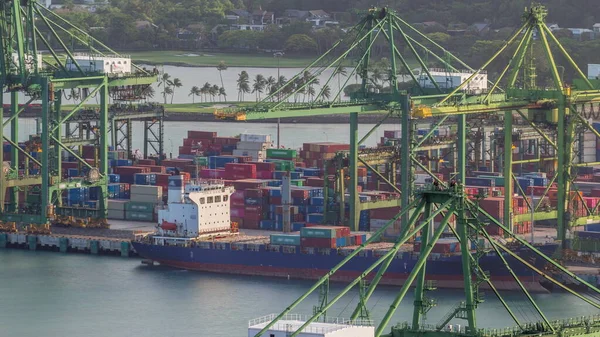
[588,64,600,79]
[248,314,374,337]
[65,54,132,74]
[418,69,488,94]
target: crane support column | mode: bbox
[458,113,477,333]
[99,78,109,219]
[41,80,50,223]
[10,91,19,212]
[401,95,412,226]
[504,111,514,233]
[349,112,359,231]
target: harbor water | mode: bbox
[0,249,594,337]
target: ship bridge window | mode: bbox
[207,196,213,203]
[199,198,205,204]
[215,196,221,203]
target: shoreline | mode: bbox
[161,112,400,124]
[134,60,315,69]
[14,108,399,124]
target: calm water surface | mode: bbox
[0,249,595,337]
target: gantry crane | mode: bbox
[0,0,159,224]
[222,5,600,337]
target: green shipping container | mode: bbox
[301,227,336,239]
[125,201,155,213]
[194,156,208,166]
[478,175,505,187]
[267,149,297,159]
[126,211,154,221]
[271,160,295,172]
[291,179,303,186]
[270,234,301,246]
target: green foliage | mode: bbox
[218,30,262,49]
[284,34,318,54]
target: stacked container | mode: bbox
[234,134,271,162]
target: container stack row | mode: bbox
[269,225,368,249]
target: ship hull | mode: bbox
[132,241,557,292]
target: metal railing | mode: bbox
[249,313,374,333]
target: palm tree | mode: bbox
[252,74,266,101]
[211,84,220,102]
[265,76,276,94]
[237,71,249,101]
[162,86,173,104]
[142,85,155,100]
[170,78,182,104]
[216,61,228,89]
[321,85,331,101]
[189,86,200,103]
[158,72,171,104]
[219,87,227,102]
[201,82,212,102]
[333,67,347,101]
[370,68,383,86]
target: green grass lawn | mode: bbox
[127,51,317,68]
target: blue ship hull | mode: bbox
[132,240,559,292]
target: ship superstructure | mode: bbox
[153,175,235,243]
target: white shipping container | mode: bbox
[107,209,125,220]
[414,173,433,184]
[237,141,269,151]
[241,133,271,143]
[11,52,43,72]
[233,149,265,160]
[130,194,162,203]
[131,185,162,197]
[108,199,128,211]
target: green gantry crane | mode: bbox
[0,0,159,224]
[217,4,600,337]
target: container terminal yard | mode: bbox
[3,2,600,337]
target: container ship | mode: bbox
[132,174,558,292]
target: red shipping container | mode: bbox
[230,207,245,218]
[161,159,194,169]
[232,179,268,190]
[62,162,78,169]
[137,165,166,173]
[248,161,276,172]
[138,159,156,165]
[231,191,245,202]
[291,189,310,199]
[242,218,260,229]
[231,199,245,207]
[225,163,257,173]
[114,166,151,175]
[244,212,262,221]
[256,171,273,179]
[245,189,264,198]
[187,131,216,139]
[179,146,192,155]
[270,196,282,205]
[305,177,325,187]
[155,173,171,184]
[245,205,264,214]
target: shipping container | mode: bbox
[125,201,155,213]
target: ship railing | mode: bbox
[249,313,373,330]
